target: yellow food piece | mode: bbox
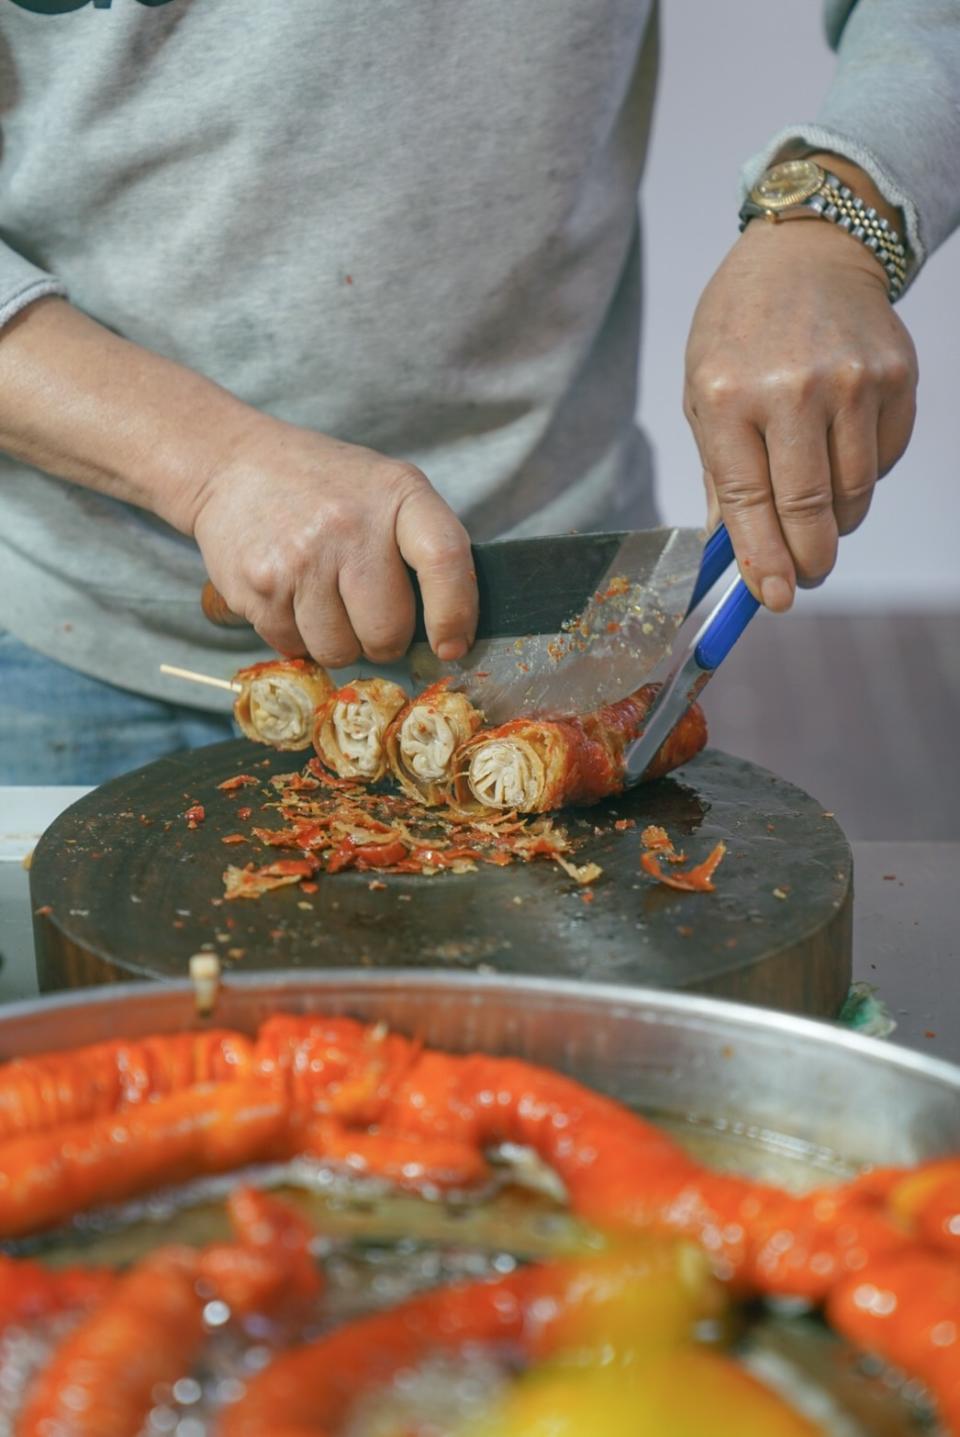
[463,1349,822,1437]
[530,1241,725,1367]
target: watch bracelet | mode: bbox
[811,170,907,301]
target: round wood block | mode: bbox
[29,743,852,1016]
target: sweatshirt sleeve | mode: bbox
[741,0,960,285]
[0,243,65,330]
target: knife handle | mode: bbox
[694,578,760,671]
[686,523,735,615]
[201,582,249,628]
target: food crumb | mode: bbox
[677,925,693,937]
[512,896,523,906]
[925,1030,937,1039]
[883,874,897,881]
[368,879,387,892]
[297,901,314,911]
[772,887,788,900]
[301,882,318,894]
[580,889,595,904]
[397,894,411,902]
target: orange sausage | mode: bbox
[0,1029,254,1141]
[0,1079,291,1238]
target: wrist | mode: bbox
[787,150,903,238]
[740,156,908,299]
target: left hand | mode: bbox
[684,216,918,610]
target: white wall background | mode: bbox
[638,0,960,609]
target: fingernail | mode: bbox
[760,576,794,612]
[436,637,468,662]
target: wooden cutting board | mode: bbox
[29,741,852,1016]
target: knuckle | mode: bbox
[837,474,875,506]
[316,495,362,544]
[688,367,741,411]
[880,352,915,390]
[384,461,429,498]
[714,475,769,511]
[416,532,471,573]
[831,357,869,401]
[766,366,821,407]
[776,487,834,523]
[243,555,283,597]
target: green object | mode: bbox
[838,982,897,1039]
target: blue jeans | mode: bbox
[0,632,236,785]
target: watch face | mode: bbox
[751,159,824,210]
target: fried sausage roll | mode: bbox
[454,683,707,813]
[385,680,483,806]
[233,659,335,751]
[312,678,408,781]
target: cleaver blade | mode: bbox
[408,527,705,723]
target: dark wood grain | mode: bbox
[29,742,853,1016]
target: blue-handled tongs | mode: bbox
[623,523,760,785]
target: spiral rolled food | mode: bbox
[455,682,707,813]
[312,678,407,780]
[385,680,483,804]
[233,658,334,750]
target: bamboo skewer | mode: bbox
[160,663,242,694]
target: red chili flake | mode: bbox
[368,879,388,892]
[344,274,353,285]
[237,806,253,821]
[34,904,52,917]
[883,874,897,881]
[613,818,636,831]
[173,919,184,929]
[677,925,694,937]
[925,1030,937,1039]
[605,621,620,634]
[221,834,247,845]
[580,889,595,904]
[474,671,490,679]
[185,804,205,829]
[301,881,319,894]
[218,774,258,792]
[724,937,738,949]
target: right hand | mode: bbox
[191,419,477,667]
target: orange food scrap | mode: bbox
[641,841,726,893]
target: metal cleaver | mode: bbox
[201,526,707,724]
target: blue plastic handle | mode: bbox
[687,523,735,615]
[694,579,760,671]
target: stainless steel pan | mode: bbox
[2,972,957,1172]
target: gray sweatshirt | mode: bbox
[0,0,957,707]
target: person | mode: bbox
[0,0,955,785]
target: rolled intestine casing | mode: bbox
[453,683,707,814]
[312,678,408,781]
[384,680,483,805]
[233,659,335,750]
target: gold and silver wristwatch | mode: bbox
[738,158,907,301]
